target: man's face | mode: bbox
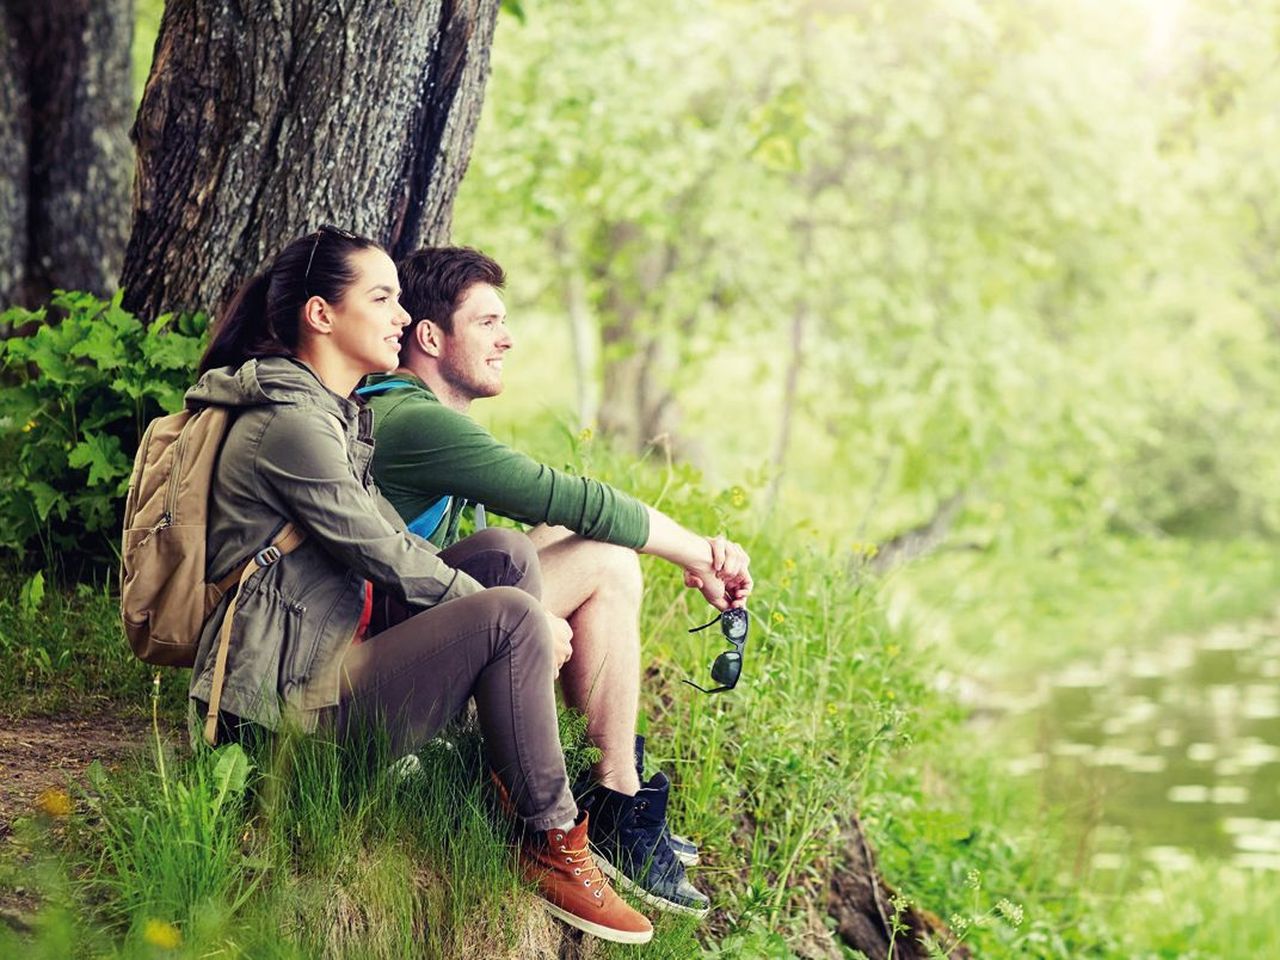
[435,282,511,402]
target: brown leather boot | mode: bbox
[521,812,653,944]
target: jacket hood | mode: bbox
[185,356,358,419]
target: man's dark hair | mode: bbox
[397,247,506,351]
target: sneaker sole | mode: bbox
[539,900,653,944]
[591,847,711,919]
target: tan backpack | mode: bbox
[120,405,304,744]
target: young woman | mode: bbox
[187,226,652,944]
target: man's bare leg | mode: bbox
[528,524,643,796]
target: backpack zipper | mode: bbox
[163,416,195,521]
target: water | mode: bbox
[992,617,1280,873]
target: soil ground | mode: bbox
[1,712,159,929]
[0,713,152,837]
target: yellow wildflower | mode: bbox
[826,703,838,716]
[142,919,183,950]
[780,577,792,589]
[22,419,37,432]
[886,690,896,701]
[35,787,72,818]
[886,644,900,658]
[771,611,785,625]
[783,558,796,572]
[577,427,594,443]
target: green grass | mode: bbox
[0,565,187,720]
[3,433,1280,957]
[2,706,701,958]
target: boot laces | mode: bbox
[558,836,607,898]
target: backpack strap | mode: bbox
[406,496,452,540]
[203,522,307,746]
[354,378,411,397]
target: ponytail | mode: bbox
[198,269,276,375]
[197,226,382,376]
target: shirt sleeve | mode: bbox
[256,407,484,607]
[374,397,650,549]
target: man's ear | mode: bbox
[415,319,444,358]
[300,295,333,335]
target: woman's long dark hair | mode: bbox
[199,226,381,375]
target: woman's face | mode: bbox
[325,248,410,374]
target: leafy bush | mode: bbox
[0,291,207,573]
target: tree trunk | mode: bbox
[765,213,814,517]
[595,227,685,454]
[553,227,599,429]
[0,4,29,312]
[765,297,808,517]
[0,0,133,310]
[120,0,500,321]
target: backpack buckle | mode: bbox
[255,544,283,567]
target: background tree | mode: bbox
[0,0,134,311]
[119,0,501,321]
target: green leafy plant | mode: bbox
[0,290,207,573]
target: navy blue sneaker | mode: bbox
[633,735,700,867]
[581,774,710,917]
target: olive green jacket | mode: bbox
[185,357,483,732]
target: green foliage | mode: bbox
[459,0,1280,550]
[4,428,1280,956]
[0,564,186,716]
[0,291,207,572]
[132,0,164,106]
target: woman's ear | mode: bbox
[301,295,333,335]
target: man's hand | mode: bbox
[683,535,753,611]
[545,612,573,672]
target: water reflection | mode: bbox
[997,615,1280,872]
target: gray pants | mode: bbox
[329,527,577,831]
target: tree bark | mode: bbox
[0,0,133,310]
[0,4,30,311]
[120,0,500,321]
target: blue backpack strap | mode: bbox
[407,496,452,540]
[355,378,412,398]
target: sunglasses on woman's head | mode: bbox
[683,607,749,694]
[303,223,359,296]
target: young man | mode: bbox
[363,246,752,917]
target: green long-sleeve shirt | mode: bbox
[363,372,650,549]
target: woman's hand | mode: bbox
[546,612,573,672]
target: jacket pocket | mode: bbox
[274,592,310,701]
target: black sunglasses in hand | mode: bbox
[682,607,749,694]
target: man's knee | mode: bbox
[597,542,643,600]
